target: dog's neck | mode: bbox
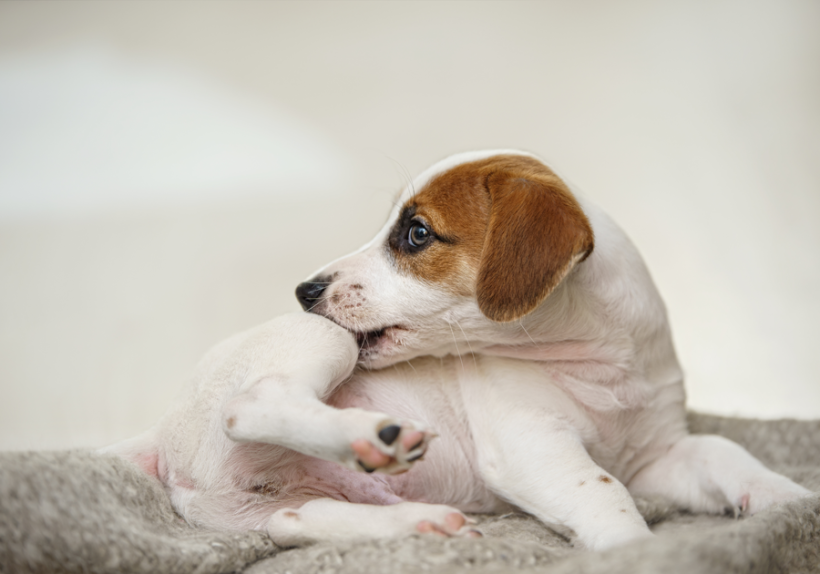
[474,211,682,391]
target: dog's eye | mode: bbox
[408,223,431,248]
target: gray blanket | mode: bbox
[2,413,819,574]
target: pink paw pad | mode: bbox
[351,423,435,474]
[416,512,481,537]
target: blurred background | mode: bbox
[1,1,818,451]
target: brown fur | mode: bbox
[392,165,490,295]
[393,155,594,321]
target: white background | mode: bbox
[0,1,818,450]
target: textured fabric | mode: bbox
[1,413,819,574]
[0,450,276,573]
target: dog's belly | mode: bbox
[331,352,689,504]
[329,357,510,513]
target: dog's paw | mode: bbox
[351,421,436,475]
[732,473,811,517]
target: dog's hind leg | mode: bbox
[221,313,434,474]
[266,498,479,546]
[627,434,811,516]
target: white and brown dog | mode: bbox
[109,150,810,551]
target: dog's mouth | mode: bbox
[313,309,409,358]
[355,328,386,349]
[351,325,408,353]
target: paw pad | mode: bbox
[378,424,401,446]
[352,423,435,475]
[415,512,480,538]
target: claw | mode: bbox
[733,494,751,519]
[406,452,424,463]
[407,438,424,452]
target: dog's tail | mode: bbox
[98,429,161,480]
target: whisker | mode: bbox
[305,298,328,313]
[453,318,479,371]
[444,319,466,373]
[519,320,537,345]
[385,154,415,199]
[311,296,345,326]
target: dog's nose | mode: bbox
[295,279,329,311]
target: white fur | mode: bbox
[106,150,810,551]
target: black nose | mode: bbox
[295,278,329,311]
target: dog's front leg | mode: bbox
[464,362,653,551]
[221,313,433,473]
[476,424,653,551]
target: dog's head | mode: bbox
[296,150,594,368]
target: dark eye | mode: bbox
[408,223,431,247]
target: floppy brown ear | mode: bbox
[476,166,594,322]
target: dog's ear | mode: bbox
[476,166,594,322]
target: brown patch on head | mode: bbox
[389,154,594,320]
[599,475,613,483]
[226,416,236,429]
[388,165,492,296]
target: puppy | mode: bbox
[108,150,810,551]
